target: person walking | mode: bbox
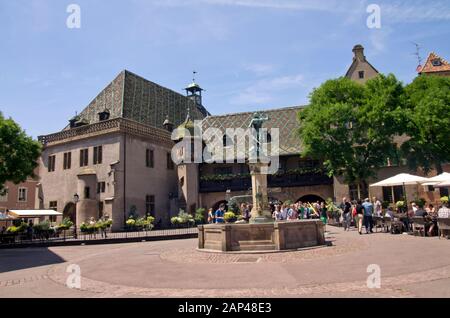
[373,197,382,217]
[340,197,352,231]
[362,198,374,234]
[355,200,364,235]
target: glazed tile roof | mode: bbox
[66,70,207,131]
[419,52,450,74]
[201,106,305,156]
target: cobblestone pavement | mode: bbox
[1,227,449,298]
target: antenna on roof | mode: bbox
[192,70,197,83]
[412,42,423,66]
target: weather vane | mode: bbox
[412,42,423,66]
[192,70,197,82]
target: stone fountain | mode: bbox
[198,113,325,253]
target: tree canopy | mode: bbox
[0,112,41,193]
[298,74,405,188]
[401,75,450,174]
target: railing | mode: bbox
[0,227,198,248]
[199,173,333,193]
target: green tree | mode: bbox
[401,76,450,174]
[0,112,41,193]
[298,75,404,194]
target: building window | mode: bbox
[18,188,27,202]
[63,152,72,170]
[49,201,58,211]
[358,71,365,79]
[146,195,155,217]
[80,149,89,167]
[431,58,442,66]
[349,183,368,201]
[84,186,90,199]
[382,186,405,204]
[167,152,175,170]
[93,146,103,165]
[48,155,56,172]
[0,188,8,202]
[98,202,104,218]
[97,182,106,194]
[146,149,154,168]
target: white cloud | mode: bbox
[243,63,276,76]
[231,74,304,105]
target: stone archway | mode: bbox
[63,202,76,224]
[297,194,325,204]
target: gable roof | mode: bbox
[65,70,208,131]
[202,106,305,156]
[418,52,450,74]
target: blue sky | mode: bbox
[1,0,449,138]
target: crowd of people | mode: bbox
[205,196,450,238]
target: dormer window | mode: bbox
[358,71,365,79]
[431,58,442,67]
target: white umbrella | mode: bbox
[370,173,429,187]
[370,173,429,205]
[421,172,450,186]
[434,180,450,188]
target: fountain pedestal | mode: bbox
[249,162,273,224]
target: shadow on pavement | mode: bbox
[0,248,66,273]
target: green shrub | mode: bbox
[171,216,180,225]
[441,196,449,204]
[414,198,426,208]
[7,222,28,234]
[80,222,97,234]
[224,212,237,223]
[58,218,74,230]
[195,208,206,224]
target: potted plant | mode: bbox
[224,212,237,223]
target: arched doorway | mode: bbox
[63,202,76,223]
[297,194,325,204]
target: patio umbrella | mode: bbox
[370,173,429,204]
[434,180,450,188]
[421,172,450,186]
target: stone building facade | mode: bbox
[36,46,449,230]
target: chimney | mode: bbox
[352,44,365,61]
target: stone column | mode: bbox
[249,163,273,224]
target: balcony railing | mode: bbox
[199,172,332,193]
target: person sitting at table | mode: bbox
[414,206,428,217]
[384,207,394,219]
[426,206,438,237]
[438,201,450,238]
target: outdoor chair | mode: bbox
[372,216,383,233]
[437,218,450,240]
[383,217,392,233]
[412,216,427,237]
